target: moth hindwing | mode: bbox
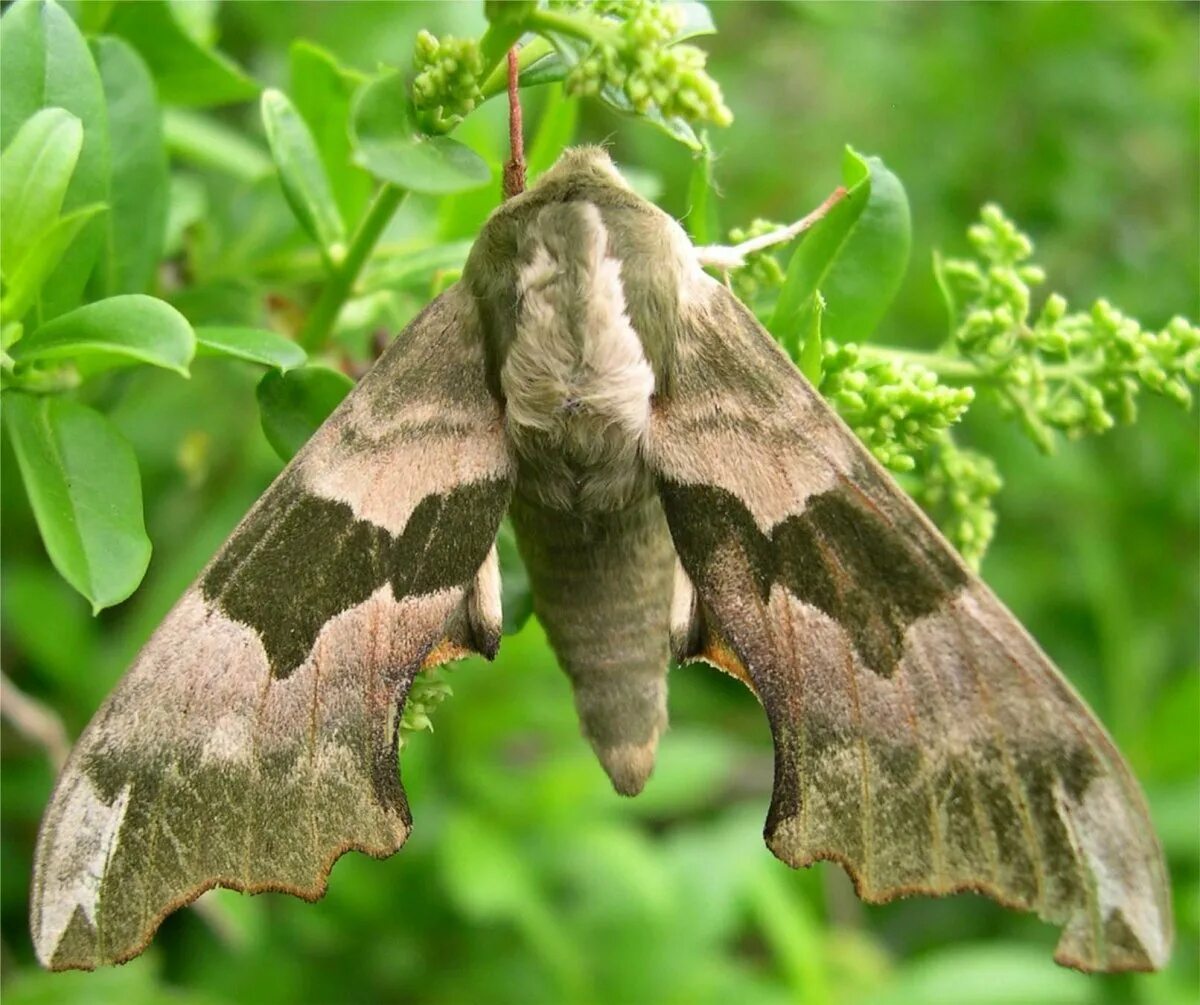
[32,147,1171,973]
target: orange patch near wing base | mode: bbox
[420,639,474,671]
[689,632,759,698]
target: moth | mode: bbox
[31,147,1171,973]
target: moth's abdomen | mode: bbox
[510,493,675,795]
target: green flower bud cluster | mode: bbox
[556,0,732,129]
[398,668,453,748]
[411,30,484,133]
[727,218,786,302]
[915,444,1002,569]
[938,204,1199,451]
[821,341,975,473]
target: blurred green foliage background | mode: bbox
[1,2,1197,1003]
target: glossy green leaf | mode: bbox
[518,52,568,89]
[0,204,105,324]
[288,40,371,224]
[526,84,578,181]
[162,108,272,181]
[868,945,1091,1005]
[0,108,82,275]
[163,173,207,256]
[195,326,306,372]
[261,88,346,262]
[2,392,151,612]
[685,140,720,245]
[13,294,195,376]
[676,1,718,39]
[76,0,116,34]
[256,365,352,461]
[359,240,474,296]
[0,0,110,321]
[91,36,168,296]
[483,0,537,30]
[350,70,491,195]
[820,150,910,343]
[105,0,258,107]
[497,519,533,635]
[772,147,910,347]
[797,291,825,384]
[770,147,869,344]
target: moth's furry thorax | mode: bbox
[471,147,696,513]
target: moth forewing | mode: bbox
[30,286,514,970]
[647,265,1172,972]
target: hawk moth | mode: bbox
[31,147,1171,973]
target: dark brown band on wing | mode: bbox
[203,476,511,678]
[660,479,967,678]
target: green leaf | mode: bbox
[163,173,207,256]
[358,239,475,296]
[12,294,195,376]
[0,0,110,321]
[0,107,82,276]
[497,519,533,635]
[484,0,537,30]
[91,36,168,296]
[518,53,568,89]
[289,40,372,224]
[685,140,720,245]
[260,88,346,263]
[675,1,718,39]
[772,147,910,347]
[162,108,272,181]
[770,147,869,343]
[256,365,352,461]
[867,945,1091,1005]
[797,291,825,384]
[195,326,306,372]
[2,392,151,612]
[350,70,491,195]
[526,84,578,181]
[105,0,258,107]
[0,203,106,324]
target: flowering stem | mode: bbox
[860,345,1107,383]
[299,184,407,352]
[857,347,982,380]
[525,8,611,44]
[504,47,527,199]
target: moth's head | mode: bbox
[527,145,633,199]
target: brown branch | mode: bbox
[0,670,70,771]
[503,46,526,199]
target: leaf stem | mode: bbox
[479,20,528,80]
[480,37,554,98]
[525,8,605,44]
[0,670,70,770]
[299,184,407,352]
[695,185,848,269]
